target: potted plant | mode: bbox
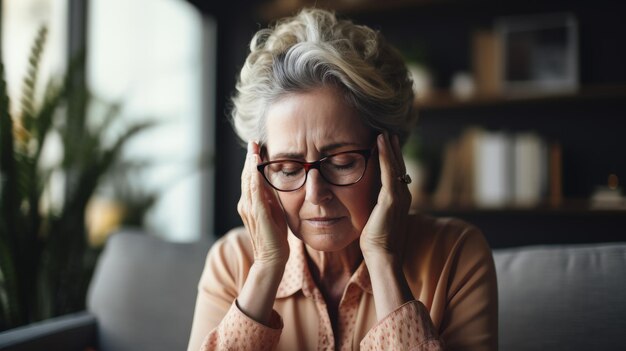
[0,27,153,331]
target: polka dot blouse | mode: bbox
[187,214,498,351]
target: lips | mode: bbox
[305,217,344,228]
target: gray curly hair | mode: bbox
[230,8,415,145]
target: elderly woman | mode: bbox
[188,8,497,351]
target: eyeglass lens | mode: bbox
[264,152,367,191]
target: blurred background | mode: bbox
[2,0,215,243]
[1,0,625,332]
[205,0,626,248]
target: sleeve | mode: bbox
[438,226,499,351]
[360,300,444,351]
[186,231,283,351]
[361,221,497,351]
[198,301,283,351]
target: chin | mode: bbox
[295,226,360,253]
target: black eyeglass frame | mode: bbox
[256,148,375,192]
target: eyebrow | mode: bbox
[270,142,363,160]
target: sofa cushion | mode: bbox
[87,230,211,351]
[494,242,626,351]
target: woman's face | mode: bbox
[264,86,380,252]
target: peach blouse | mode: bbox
[187,214,498,350]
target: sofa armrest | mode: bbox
[0,311,97,351]
[494,242,626,351]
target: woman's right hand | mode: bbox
[237,141,290,267]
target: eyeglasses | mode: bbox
[257,148,374,192]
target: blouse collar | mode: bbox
[276,233,372,299]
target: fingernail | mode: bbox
[247,141,253,154]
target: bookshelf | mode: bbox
[259,0,444,20]
[416,84,626,111]
[257,0,626,247]
[421,201,626,216]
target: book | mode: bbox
[474,130,512,208]
[512,132,545,207]
[432,127,555,210]
[457,127,482,207]
[549,142,563,207]
[432,141,459,209]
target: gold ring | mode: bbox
[397,174,412,184]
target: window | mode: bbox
[2,0,67,224]
[88,0,214,241]
[2,0,67,116]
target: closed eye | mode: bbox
[328,160,356,170]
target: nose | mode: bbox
[304,169,333,205]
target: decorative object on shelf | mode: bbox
[472,29,502,97]
[451,71,476,100]
[407,63,433,102]
[495,12,579,95]
[85,197,126,247]
[403,39,433,102]
[591,174,626,210]
[0,27,153,331]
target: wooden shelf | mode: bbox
[259,0,623,21]
[415,85,626,111]
[414,199,626,217]
[423,207,626,217]
[259,0,447,21]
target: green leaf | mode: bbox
[20,26,48,124]
[0,60,24,330]
[33,78,65,165]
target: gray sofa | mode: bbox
[0,230,624,350]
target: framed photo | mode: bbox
[496,12,579,95]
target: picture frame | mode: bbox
[495,12,579,95]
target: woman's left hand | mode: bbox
[360,132,412,262]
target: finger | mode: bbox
[242,141,263,215]
[243,141,258,177]
[391,135,413,209]
[250,141,274,200]
[392,134,407,175]
[249,144,266,207]
[242,141,257,199]
[377,133,396,192]
[249,143,280,216]
[249,140,261,157]
[384,132,401,176]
